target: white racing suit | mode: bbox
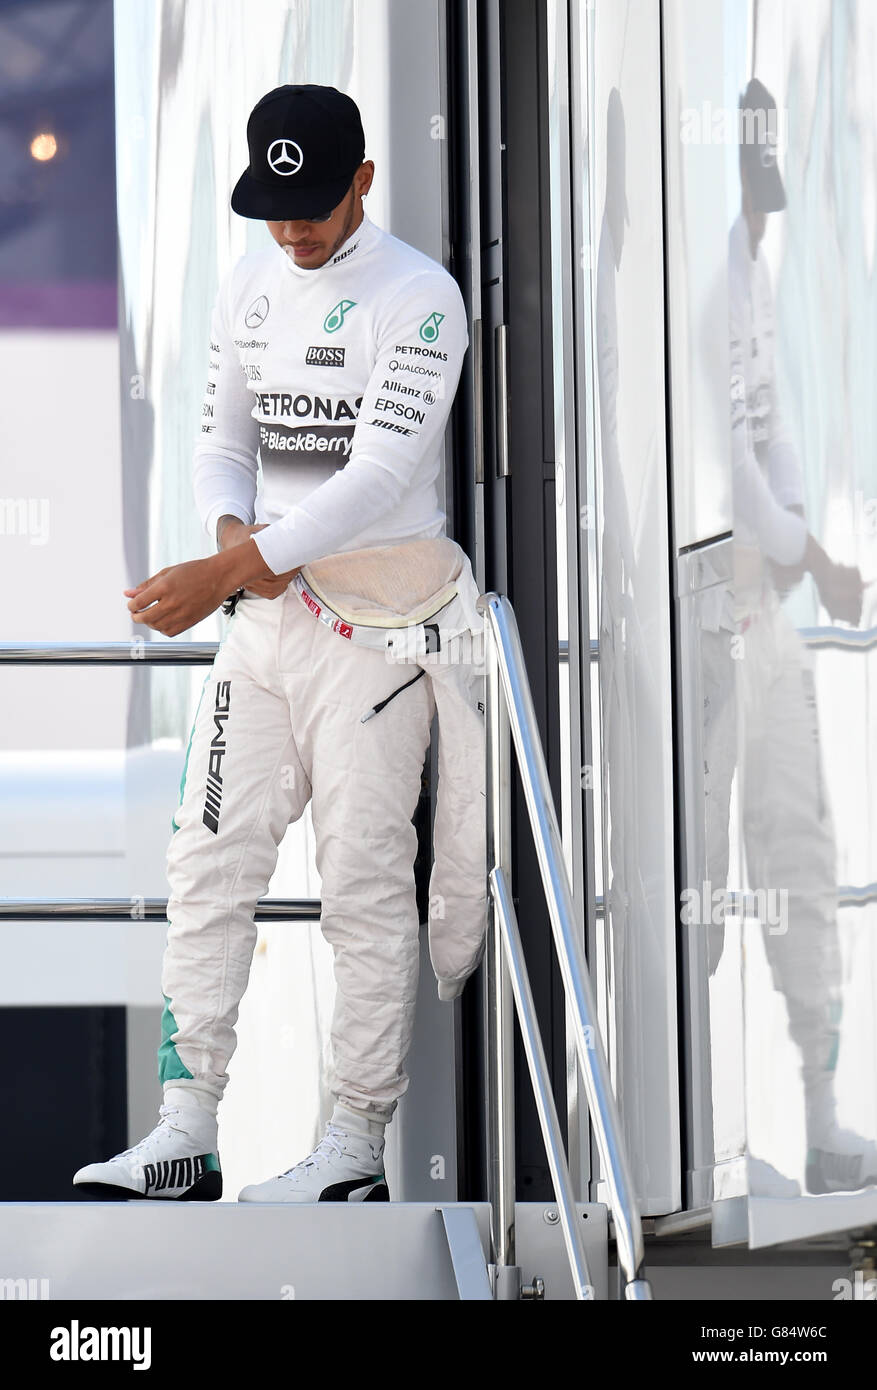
[159,537,486,1123]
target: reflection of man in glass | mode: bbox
[595,87,647,1122]
[711,77,875,1194]
[596,84,636,926]
[596,83,674,1175]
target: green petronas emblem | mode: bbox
[324,299,357,333]
[419,311,445,343]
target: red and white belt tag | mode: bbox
[293,571,455,656]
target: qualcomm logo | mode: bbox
[323,300,356,333]
[267,139,304,176]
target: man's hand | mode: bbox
[218,519,300,599]
[805,534,865,627]
[125,522,303,636]
[125,556,237,636]
[814,560,865,626]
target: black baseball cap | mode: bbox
[231,84,366,221]
[738,78,786,213]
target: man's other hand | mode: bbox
[218,519,301,599]
[814,559,865,627]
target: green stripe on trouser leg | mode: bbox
[158,993,194,1083]
[162,684,207,1079]
[171,671,211,834]
[161,614,238,1081]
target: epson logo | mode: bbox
[306,346,346,368]
[375,396,425,425]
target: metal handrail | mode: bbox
[0,899,320,921]
[478,591,651,1301]
[0,645,319,923]
[1,626,866,668]
[0,642,218,664]
[491,866,594,1299]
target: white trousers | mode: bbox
[159,584,441,1122]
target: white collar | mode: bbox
[279,209,380,277]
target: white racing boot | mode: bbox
[239,1112,388,1204]
[73,1088,221,1201]
[806,1128,877,1195]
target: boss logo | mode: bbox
[306,345,346,367]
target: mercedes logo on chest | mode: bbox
[245,295,269,329]
[267,138,303,177]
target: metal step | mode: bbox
[0,1201,607,1301]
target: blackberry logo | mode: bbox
[143,1155,207,1194]
[306,346,346,367]
[203,681,230,834]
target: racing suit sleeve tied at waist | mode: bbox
[294,536,488,998]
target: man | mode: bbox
[73,83,483,1202]
[704,78,875,1195]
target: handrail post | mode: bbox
[478,591,652,1299]
[483,609,519,1297]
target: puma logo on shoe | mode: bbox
[143,1155,208,1194]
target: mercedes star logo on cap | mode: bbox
[267,139,304,176]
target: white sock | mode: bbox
[330,1102,387,1140]
[163,1083,219,1119]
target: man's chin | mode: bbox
[283,245,328,268]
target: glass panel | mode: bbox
[666,0,877,1228]
[566,0,681,1214]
